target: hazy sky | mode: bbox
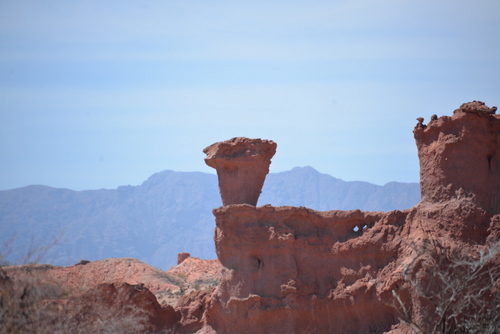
[1,0,499,190]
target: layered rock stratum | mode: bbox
[1,101,499,334]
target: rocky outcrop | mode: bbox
[2,256,223,308]
[414,100,500,214]
[168,256,222,289]
[0,257,223,333]
[0,265,179,333]
[177,101,499,334]
[178,252,191,265]
[203,137,277,206]
[2,102,498,334]
[205,205,406,333]
[61,282,179,333]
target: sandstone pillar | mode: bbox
[413,101,499,213]
[203,137,277,206]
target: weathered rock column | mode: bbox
[413,101,500,213]
[203,137,277,206]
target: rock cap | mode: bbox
[203,137,277,168]
[203,137,277,206]
[453,100,497,115]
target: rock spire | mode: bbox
[203,137,277,206]
[414,100,500,214]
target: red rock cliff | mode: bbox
[414,101,500,214]
[2,103,496,333]
[177,102,499,334]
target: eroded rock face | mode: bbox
[207,205,406,333]
[177,101,499,334]
[414,101,500,214]
[171,204,413,333]
[203,137,277,206]
[3,102,498,334]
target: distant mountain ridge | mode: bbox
[0,167,420,269]
[260,166,420,211]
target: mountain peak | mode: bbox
[290,166,319,173]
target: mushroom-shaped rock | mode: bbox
[203,137,277,206]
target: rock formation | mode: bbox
[1,102,498,334]
[0,260,180,333]
[176,101,499,333]
[415,101,499,213]
[203,137,277,206]
[178,252,191,265]
[205,206,406,333]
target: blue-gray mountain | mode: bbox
[0,167,420,269]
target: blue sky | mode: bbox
[1,0,499,190]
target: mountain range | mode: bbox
[0,166,420,269]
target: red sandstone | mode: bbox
[203,137,277,206]
[179,101,499,333]
[1,101,498,334]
